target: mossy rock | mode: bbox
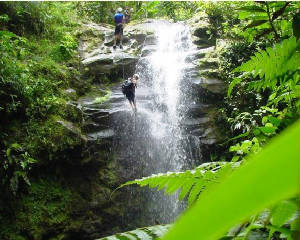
[192,36,216,47]
[11,179,77,240]
[199,69,221,79]
[198,58,219,69]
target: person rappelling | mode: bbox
[122,74,139,113]
[113,7,124,50]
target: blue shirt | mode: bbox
[114,13,124,24]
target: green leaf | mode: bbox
[0,30,17,39]
[258,126,276,135]
[231,156,240,162]
[179,179,195,200]
[243,20,268,30]
[97,224,171,240]
[227,78,242,97]
[188,178,204,205]
[236,6,266,13]
[271,200,298,227]
[268,116,281,127]
[235,36,300,93]
[118,162,235,204]
[269,92,277,101]
[162,121,300,240]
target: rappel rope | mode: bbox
[122,50,125,80]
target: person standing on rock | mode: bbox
[113,7,124,50]
[124,7,133,24]
[122,74,139,113]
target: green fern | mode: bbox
[229,36,300,95]
[119,162,239,205]
[96,224,171,240]
[237,36,299,82]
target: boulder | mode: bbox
[82,52,138,75]
[192,36,216,49]
[188,13,214,39]
[78,23,113,59]
[124,23,154,44]
[79,21,156,78]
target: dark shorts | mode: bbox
[126,92,135,103]
[114,24,123,36]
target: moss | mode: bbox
[199,69,221,79]
[0,178,81,240]
[198,58,219,69]
[93,90,112,104]
[18,179,76,239]
[24,115,84,162]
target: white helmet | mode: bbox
[117,7,122,13]
[133,74,139,80]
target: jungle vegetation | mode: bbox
[0,1,299,240]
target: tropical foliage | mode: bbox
[117,2,300,239]
[0,1,299,240]
[162,121,300,240]
[97,225,171,240]
[120,121,299,240]
[119,162,239,205]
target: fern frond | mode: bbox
[234,36,300,90]
[96,224,171,240]
[119,162,239,205]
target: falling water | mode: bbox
[112,20,200,230]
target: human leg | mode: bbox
[113,35,117,49]
[119,25,124,48]
[126,93,136,112]
[113,25,120,48]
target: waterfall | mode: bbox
[112,20,200,229]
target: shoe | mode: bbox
[120,45,123,49]
[113,45,116,50]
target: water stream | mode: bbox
[111,21,201,229]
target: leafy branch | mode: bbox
[118,162,239,205]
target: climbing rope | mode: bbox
[122,50,125,80]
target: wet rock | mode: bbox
[192,36,216,47]
[192,78,226,94]
[79,21,155,80]
[199,68,221,79]
[64,88,77,100]
[57,120,87,142]
[65,101,84,123]
[198,57,219,69]
[182,117,210,127]
[200,137,217,145]
[144,34,156,45]
[82,52,138,75]
[88,129,115,141]
[78,23,112,59]
[124,23,154,44]
[141,45,157,57]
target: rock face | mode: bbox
[78,21,154,80]
[181,14,227,159]
[68,17,227,239]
